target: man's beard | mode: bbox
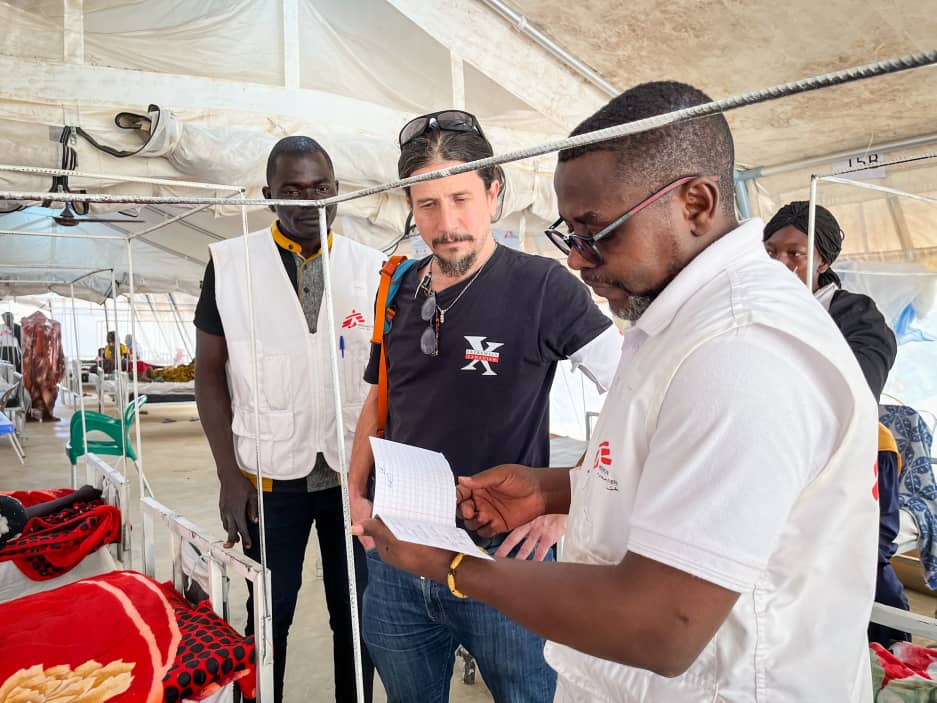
[432,233,477,277]
[609,294,655,322]
[586,268,679,323]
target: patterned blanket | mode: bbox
[880,405,937,588]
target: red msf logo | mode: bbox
[872,462,879,501]
[593,441,611,470]
[342,310,366,329]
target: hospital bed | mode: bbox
[95,369,196,410]
[0,453,273,702]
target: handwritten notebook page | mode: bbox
[369,437,493,559]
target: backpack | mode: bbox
[370,256,420,436]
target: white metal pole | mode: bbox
[806,176,819,292]
[145,294,177,362]
[110,270,127,476]
[167,292,195,359]
[126,239,150,503]
[317,205,365,703]
[69,283,89,489]
[239,189,273,701]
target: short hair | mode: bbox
[398,128,500,193]
[558,81,736,213]
[266,136,334,184]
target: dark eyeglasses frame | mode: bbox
[399,110,486,147]
[545,176,717,266]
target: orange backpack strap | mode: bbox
[372,256,408,437]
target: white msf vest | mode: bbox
[210,227,383,480]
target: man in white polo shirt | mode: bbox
[354,81,879,702]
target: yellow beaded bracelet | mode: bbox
[447,552,467,599]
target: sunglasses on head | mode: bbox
[399,110,486,147]
[545,176,718,266]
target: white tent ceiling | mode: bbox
[0,0,936,302]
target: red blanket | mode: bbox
[0,571,180,702]
[0,571,257,702]
[0,489,121,580]
[871,641,937,697]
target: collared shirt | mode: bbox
[272,222,333,335]
[547,219,878,702]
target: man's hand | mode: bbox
[219,471,258,549]
[495,514,567,561]
[350,493,376,551]
[352,517,453,582]
[457,464,549,537]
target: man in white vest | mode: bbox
[195,137,382,703]
[354,83,879,702]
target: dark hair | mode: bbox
[764,201,844,287]
[266,136,334,184]
[398,129,500,193]
[558,81,736,214]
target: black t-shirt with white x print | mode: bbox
[365,244,612,480]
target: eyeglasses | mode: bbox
[399,110,486,147]
[419,293,439,356]
[545,176,716,266]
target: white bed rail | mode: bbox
[84,453,130,565]
[140,496,274,702]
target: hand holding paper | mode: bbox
[368,437,493,560]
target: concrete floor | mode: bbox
[6,393,937,701]
[0,394,493,703]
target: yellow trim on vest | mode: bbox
[878,423,902,474]
[242,470,274,493]
[271,222,333,262]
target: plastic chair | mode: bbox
[66,395,148,486]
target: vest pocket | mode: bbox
[261,353,291,412]
[231,407,295,441]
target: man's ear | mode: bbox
[684,178,719,237]
[262,185,275,214]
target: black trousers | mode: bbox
[245,485,373,703]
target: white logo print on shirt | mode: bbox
[462,336,503,376]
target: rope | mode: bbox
[0,48,932,210]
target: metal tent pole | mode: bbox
[317,206,365,703]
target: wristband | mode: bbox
[447,552,467,599]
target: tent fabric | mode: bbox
[0,0,936,303]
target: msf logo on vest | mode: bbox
[462,336,502,376]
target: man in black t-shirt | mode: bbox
[348,110,620,702]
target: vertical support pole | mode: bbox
[806,176,819,292]
[734,172,752,220]
[317,205,365,703]
[142,501,156,577]
[70,283,89,489]
[167,292,195,359]
[146,294,176,362]
[239,189,274,702]
[110,271,127,463]
[127,238,150,508]
[451,52,465,109]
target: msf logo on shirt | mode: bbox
[462,336,503,376]
[590,441,619,492]
[342,310,366,329]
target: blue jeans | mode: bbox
[362,547,557,703]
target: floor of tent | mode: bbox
[3,394,493,703]
[6,394,937,702]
